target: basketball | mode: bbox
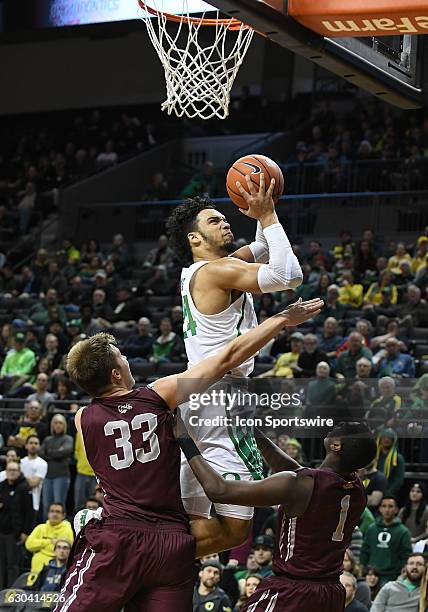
[226,154,285,209]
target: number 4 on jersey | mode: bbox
[182,294,197,339]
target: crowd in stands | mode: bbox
[1,95,428,260]
[0,219,426,608]
[0,107,161,257]
[284,101,428,193]
[0,91,428,609]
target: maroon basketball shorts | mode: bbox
[240,574,346,612]
[53,517,196,612]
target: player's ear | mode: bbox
[188,231,201,247]
[329,439,342,453]
[111,367,121,383]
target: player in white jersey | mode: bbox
[166,173,303,552]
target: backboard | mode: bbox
[206,0,427,109]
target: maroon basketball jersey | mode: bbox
[80,386,189,527]
[273,468,366,579]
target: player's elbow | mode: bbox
[286,272,303,290]
[258,266,303,293]
[204,480,228,503]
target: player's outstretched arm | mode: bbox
[174,417,311,510]
[255,428,302,473]
[153,298,323,410]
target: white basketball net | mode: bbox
[138,1,255,120]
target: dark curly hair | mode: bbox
[165,197,216,264]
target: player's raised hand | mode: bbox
[235,173,276,221]
[279,297,324,326]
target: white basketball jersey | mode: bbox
[180,261,258,376]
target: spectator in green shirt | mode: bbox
[27,288,67,327]
[0,331,36,393]
[360,496,412,587]
[336,332,373,379]
[149,318,185,363]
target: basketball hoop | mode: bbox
[138,0,255,120]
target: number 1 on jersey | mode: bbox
[332,494,350,542]
[182,294,197,339]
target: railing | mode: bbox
[280,158,428,195]
[70,189,428,244]
[1,402,427,471]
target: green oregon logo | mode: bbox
[222,472,241,480]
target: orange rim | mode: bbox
[138,0,249,30]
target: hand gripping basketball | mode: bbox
[226,154,284,209]
[235,172,276,219]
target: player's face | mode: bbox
[194,209,235,254]
[112,345,135,390]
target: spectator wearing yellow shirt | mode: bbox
[62,238,80,263]
[364,270,398,306]
[338,271,363,308]
[258,332,304,378]
[74,431,96,513]
[387,242,412,274]
[25,502,74,573]
[411,236,428,273]
[7,400,47,451]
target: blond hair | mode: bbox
[66,332,118,397]
[50,413,68,435]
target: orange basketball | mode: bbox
[226,154,284,209]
